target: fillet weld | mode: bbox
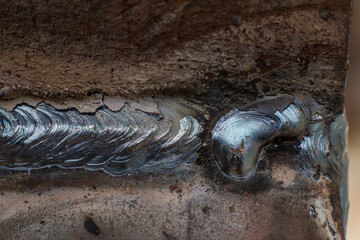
[300,114,348,185]
[0,101,202,175]
[211,95,310,180]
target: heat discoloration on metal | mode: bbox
[211,95,310,180]
[0,94,348,239]
[0,98,203,175]
[0,169,337,240]
[0,0,350,238]
[300,112,349,233]
[300,113,348,185]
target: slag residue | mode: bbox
[0,99,203,175]
[300,113,348,185]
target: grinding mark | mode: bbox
[0,100,203,176]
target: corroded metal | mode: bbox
[300,113,349,231]
[0,0,351,238]
[0,94,348,185]
[0,94,349,239]
[300,114,348,185]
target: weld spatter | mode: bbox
[300,113,348,185]
[211,95,309,181]
[0,100,203,176]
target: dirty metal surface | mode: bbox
[0,0,351,239]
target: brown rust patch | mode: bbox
[0,0,350,115]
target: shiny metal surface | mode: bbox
[211,95,310,180]
[300,114,348,185]
[300,113,349,230]
[0,101,202,175]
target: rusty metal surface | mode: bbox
[0,164,336,240]
[0,94,347,239]
[0,0,351,239]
